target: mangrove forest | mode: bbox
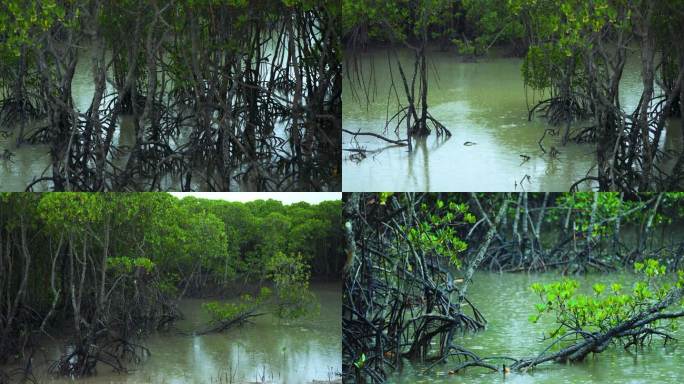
[342,0,684,192]
[343,192,684,383]
[0,1,341,192]
[0,192,343,383]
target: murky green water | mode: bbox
[387,272,684,384]
[342,49,681,191]
[26,283,341,384]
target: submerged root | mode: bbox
[1,3,340,192]
[109,338,151,365]
[49,346,120,378]
[570,125,597,143]
[528,95,590,126]
[343,194,486,383]
[48,335,154,378]
[409,114,452,138]
[386,106,452,139]
[0,97,44,127]
[445,275,684,375]
[342,128,408,146]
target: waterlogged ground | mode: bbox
[28,283,341,384]
[387,272,684,384]
[342,49,682,191]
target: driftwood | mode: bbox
[343,128,409,146]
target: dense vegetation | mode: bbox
[343,1,684,191]
[343,192,684,382]
[0,193,342,381]
[0,0,341,191]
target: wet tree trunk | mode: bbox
[636,5,656,189]
[589,17,627,191]
[459,196,509,302]
[85,36,107,190]
[40,235,64,333]
[521,192,530,263]
[417,15,430,137]
[15,46,28,147]
[0,214,31,361]
[512,193,523,266]
[218,61,236,191]
[638,192,663,252]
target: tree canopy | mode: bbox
[0,192,342,379]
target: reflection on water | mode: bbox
[0,132,51,191]
[343,50,597,191]
[619,55,684,180]
[388,272,684,384]
[0,46,298,192]
[28,283,341,384]
[1,50,125,192]
[342,49,683,191]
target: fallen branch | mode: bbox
[343,128,409,146]
[195,311,265,335]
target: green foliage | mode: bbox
[266,252,319,319]
[7,193,339,301]
[37,193,105,232]
[551,193,676,240]
[529,260,684,338]
[521,44,564,90]
[553,192,625,236]
[453,0,524,55]
[108,257,155,273]
[342,0,451,43]
[354,352,367,369]
[508,0,623,91]
[379,192,394,205]
[343,0,523,55]
[406,199,474,268]
[157,273,181,296]
[203,287,272,322]
[0,0,67,56]
[451,38,478,56]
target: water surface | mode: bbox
[388,272,684,384]
[0,44,299,191]
[27,283,341,384]
[343,49,680,191]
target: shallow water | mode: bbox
[0,50,135,192]
[27,283,341,384]
[0,44,297,192]
[387,272,684,384]
[342,49,681,191]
